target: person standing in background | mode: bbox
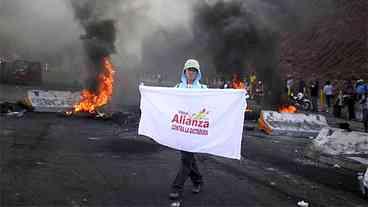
[343,80,356,120]
[286,76,294,97]
[323,81,334,112]
[309,80,319,112]
[249,72,257,98]
[360,89,368,132]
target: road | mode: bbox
[1,110,367,207]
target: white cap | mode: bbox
[184,59,200,71]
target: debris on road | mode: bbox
[170,201,181,207]
[0,101,29,117]
[87,137,102,141]
[364,169,368,194]
[5,110,26,117]
[333,164,341,168]
[297,200,309,207]
[313,127,368,155]
[26,90,80,112]
[36,161,45,165]
[357,168,368,198]
[259,110,328,137]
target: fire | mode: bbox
[73,57,115,113]
[233,82,244,89]
[278,105,297,113]
[231,81,245,89]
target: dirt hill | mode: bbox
[279,0,367,81]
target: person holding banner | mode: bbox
[138,59,246,206]
[169,59,207,201]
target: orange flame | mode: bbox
[231,81,245,89]
[73,57,115,113]
[278,105,297,113]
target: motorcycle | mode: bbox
[290,92,312,111]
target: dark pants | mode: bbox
[334,104,342,118]
[172,151,203,193]
[255,95,264,105]
[363,109,368,132]
[326,95,333,108]
[347,98,356,120]
[311,96,318,112]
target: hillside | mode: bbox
[279,0,367,81]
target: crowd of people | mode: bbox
[140,71,266,103]
[286,76,368,132]
[207,72,264,103]
[140,70,368,132]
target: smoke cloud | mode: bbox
[68,0,118,92]
[0,0,334,106]
[0,0,84,87]
[192,0,283,106]
[0,0,82,59]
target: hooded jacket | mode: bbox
[357,83,368,95]
[176,67,207,89]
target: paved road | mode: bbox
[0,112,367,207]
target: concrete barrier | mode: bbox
[258,110,328,137]
[27,90,80,112]
[313,127,368,155]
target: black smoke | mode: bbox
[70,0,117,92]
[0,0,334,106]
[190,0,334,105]
[192,0,282,106]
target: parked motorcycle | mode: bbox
[290,92,312,111]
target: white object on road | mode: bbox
[313,127,368,155]
[170,201,181,207]
[364,168,368,189]
[297,200,309,207]
[88,137,102,141]
[27,90,80,112]
[259,110,328,137]
[6,109,26,117]
[358,169,368,196]
[138,85,246,160]
[333,164,341,168]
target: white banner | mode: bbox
[138,85,246,159]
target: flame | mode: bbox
[278,105,297,113]
[73,57,115,113]
[231,81,245,89]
